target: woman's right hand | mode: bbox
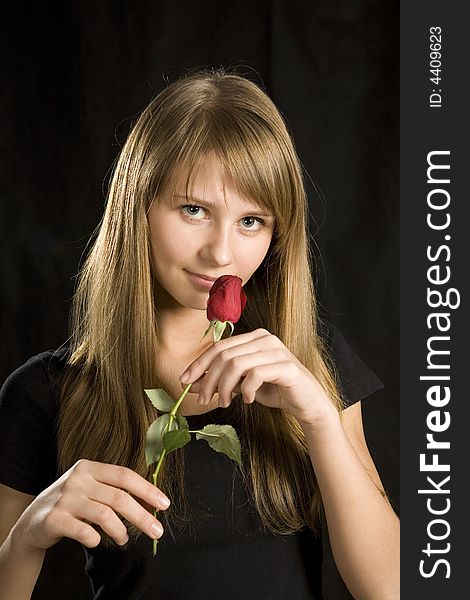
[11,459,170,550]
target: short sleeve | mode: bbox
[0,352,59,495]
[318,319,384,407]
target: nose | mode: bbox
[199,223,233,267]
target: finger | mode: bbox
[184,371,239,394]
[216,350,287,407]
[183,371,208,392]
[201,349,286,407]
[78,498,130,545]
[84,460,171,510]
[88,481,165,540]
[188,376,241,396]
[180,328,272,384]
[46,511,102,548]
[240,361,295,406]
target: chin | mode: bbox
[180,293,209,311]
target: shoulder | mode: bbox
[0,346,70,411]
[0,346,70,495]
[317,318,384,407]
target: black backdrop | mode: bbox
[0,2,399,598]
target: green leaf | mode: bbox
[145,415,168,466]
[176,413,189,430]
[195,424,242,466]
[144,388,175,412]
[163,429,191,453]
[214,320,229,342]
[145,414,178,466]
[200,321,215,342]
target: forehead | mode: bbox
[164,154,272,213]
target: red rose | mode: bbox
[206,275,247,323]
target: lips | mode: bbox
[186,271,219,282]
[184,271,220,290]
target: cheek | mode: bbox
[150,219,192,265]
[241,235,273,275]
[153,233,180,263]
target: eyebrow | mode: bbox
[171,194,274,218]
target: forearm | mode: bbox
[0,527,46,600]
[301,410,400,600]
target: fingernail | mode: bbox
[197,394,205,405]
[160,496,171,508]
[151,523,164,539]
[180,371,190,384]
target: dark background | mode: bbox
[0,1,398,598]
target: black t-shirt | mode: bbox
[0,320,383,599]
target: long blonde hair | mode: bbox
[57,67,346,547]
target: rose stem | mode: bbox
[151,382,193,556]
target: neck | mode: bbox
[157,314,213,358]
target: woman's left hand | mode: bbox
[180,328,337,428]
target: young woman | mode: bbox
[0,68,399,599]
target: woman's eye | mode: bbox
[179,205,264,232]
[240,216,264,231]
[180,205,206,219]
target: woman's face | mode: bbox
[147,153,275,311]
